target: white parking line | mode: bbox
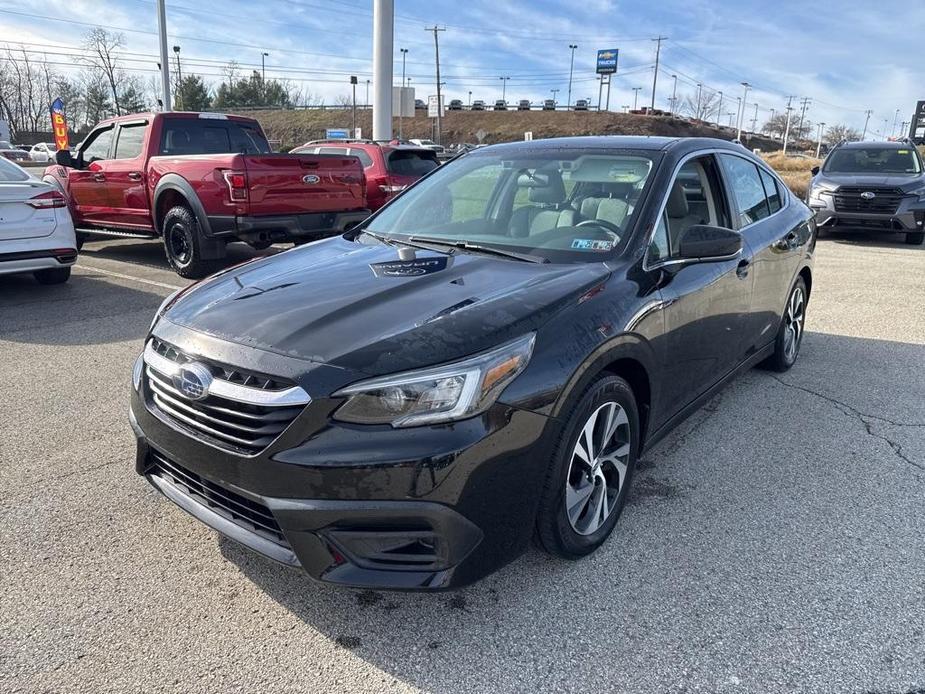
[77,263,185,291]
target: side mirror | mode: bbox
[678,225,742,261]
[810,166,820,176]
[55,149,75,168]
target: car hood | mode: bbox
[163,236,610,376]
[814,172,925,191]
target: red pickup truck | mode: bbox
[44,112,369,277]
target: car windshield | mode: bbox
[824,147,922,175]
[0,157,31,181]
[363,146,658,263]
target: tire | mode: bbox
[762,276,808,372]
[535,374,639,559]
[75,232,87,251]
[34,267,71,285]
[162,205,224,279]
[905,231,924,245]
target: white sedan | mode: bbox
[29,142,58,163]
[0,157,77,284]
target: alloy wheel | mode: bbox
[784,286,805,362]
[167,223,192,266]
[565,401,631,536]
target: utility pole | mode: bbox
[669,74,677,115]
[567,44,578,110]
[156,0,171,111]
[425,25,446,145]
[366,79,370,108]
[815,122,825,158]
[372,0,393,141]
[695,82,703,119]
[261,52,268,85]
[551,88,560,108]
[797,97,811,143]
[890,108,901,138]
[650,36,666,112]
[736,82,750,141]
[782,96,796,154]
[727,111,735,127]
[717,91,723,125]
[172,45,182,108]
[751,102,759,133]
[632,87,641,110]
[861,109,872,140]
[399,47,408,139]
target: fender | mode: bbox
[152,174,214,238]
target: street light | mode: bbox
[567,44,578,110]
[261,51,268,84]
[499,76,510,103]
[815,122,826,158]
[468,90,472,107]
[550,88,559,108]
[366,79,370,108]
[736,81,751,141]
[632,87,642,110]
[669,74,677,116]
[172,45,182,109]
[399,48,408,140]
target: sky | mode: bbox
[1,0,922,138]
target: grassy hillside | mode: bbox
[248,108,786,152]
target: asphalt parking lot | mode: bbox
[1,233,923,694]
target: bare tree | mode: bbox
[83,28,126,116]
[824,123,861,145]
[682,90,721,123]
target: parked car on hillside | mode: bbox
[415,99,426,110]
[408,138,445,154]
[448,99,463,111]
[471,100,486,111]
[494,100,508,111]
[807,140,925,245]
[292,139,438,211]
[131,136,815,590]
[29,142,57,163]
[543,99,556,111]
[518,100,531,111]
[43,112,369,277]
[0,156,76,285]
[0,141,31,164]
[574,99,590,111]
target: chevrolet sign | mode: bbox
[596,48,619,75]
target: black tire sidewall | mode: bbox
[769,276,808,371]
[162,207,197,274]
[536,375,639,558]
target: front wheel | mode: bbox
[162,205,224,279]
[535,375,639,559]
[905,231,924,246]
[762,277,807,372]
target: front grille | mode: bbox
[833,187,904,214]
[149,450,290,548]
[144,338,307,454]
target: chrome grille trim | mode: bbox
[143,341,310,406]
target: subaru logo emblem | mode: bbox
[173,362,213,401]
[302,174,320,185]
[860,191,876,200]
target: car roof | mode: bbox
[838,140,915,150]
[474,135,745,154]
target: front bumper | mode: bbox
[129,331,554,590]
[809,194,925,232]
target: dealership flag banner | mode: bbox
[50,98,69,152]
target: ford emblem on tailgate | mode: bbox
[302,174,321,185]
[860,191,876,200]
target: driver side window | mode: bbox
[649,155,729,262]
[82,127,114,163]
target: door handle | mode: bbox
[736,258,751,279]
[127,172,143,181]
[93,173,106,182]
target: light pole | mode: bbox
[155,0,171,111]
[727,111,735,127]
[350,75,358,133]
[669,74,677,115]
[717,91,723,125]
[468,90,472,107]
[632,87,641,110]
[399,47,408,139]
[366,79,370,108]
[172,45,181,108]
[567,44,578,110]
[550,88,559,108]
[736,81,750,141]
[815,122,826,158]
[695,82,702,119]
[751,102,759,133]
[861,109,872,140]
[261,51,268,85]
[499,76,510,103]
[890,108,901,138]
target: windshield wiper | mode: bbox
[408,236,549,264]
[359,230,459,256]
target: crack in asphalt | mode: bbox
[770,375,924,472]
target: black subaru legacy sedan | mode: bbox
[130,136,815,590]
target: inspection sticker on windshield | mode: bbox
[572,239,613,251]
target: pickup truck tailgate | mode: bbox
[242,154,366,216]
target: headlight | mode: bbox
[333,333,536,427]
[132,352,144,392]
[910,185,925,201]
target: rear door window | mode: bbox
[758,167,783,214]
[718,154,771,227]
[388,150,439,177]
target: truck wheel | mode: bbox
[162,205,224,279]
[905,231,924,246]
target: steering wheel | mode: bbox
[576,219,622,238]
